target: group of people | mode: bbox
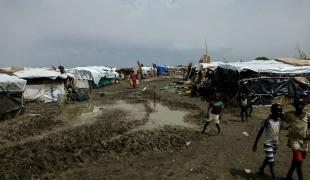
[201,94,309,180]
[253,98,309,180]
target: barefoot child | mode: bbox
[201,93,224,135]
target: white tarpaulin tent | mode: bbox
[14,68,67,102]
[218,60,310,74]
[141,67,154,75]
[68,66,118,85]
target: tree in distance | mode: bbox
[255,57,270,60]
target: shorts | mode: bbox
[288,139,308,152]
[293,149,307,162]
[206,113,220,124]
[264,143,278,162]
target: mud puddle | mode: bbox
[62,101,147,126]
[135,101,196,130]
[62,105,103,126]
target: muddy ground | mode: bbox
[0,78,309,180]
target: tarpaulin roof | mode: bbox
[68,66,118,85]
[196,62,222,71]
[218,60,310,74]
[156,65,168,74]
[14,68,67,80]
[141,67,154,74]
[0,73,27,92]
[199,62,223,69]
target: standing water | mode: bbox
[139,102,195,130]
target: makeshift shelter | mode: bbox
[213,60,310,105]
[67,68,92,89]
[156,65,168,75]
[68,66,118,89]
[14,68,67,102]
[197,62,221,71]
[141,66,155,77]
[0,73,27,118]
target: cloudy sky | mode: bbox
[0,0,309,67]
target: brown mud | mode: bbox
[0,78,309,180]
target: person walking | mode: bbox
[201,93,224,135]
[239,93,249,122]
[284,98,310,180]
[252,103,285,180]
[130,70,137,89]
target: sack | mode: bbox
[136,79,139,85]
[129,79,133,86]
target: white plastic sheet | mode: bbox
[218,60,310,74]
[0,73,27,92]
[75,79,90,89]
[198,62,222,70]
[14,68,67,80]
[23,84,66,102]
[69,66,118,85]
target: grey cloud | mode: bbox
[0,0,309,67]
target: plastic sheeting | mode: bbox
[68,66,118,85]
[14,68,67,80]
[75,79,90,89]
[156,65,168,74]
[141,67,154,75]
[196,62,221,71]
[0,73,27,92]
[23,84,66,102]
[213,62,310,105]
[243,78,310,105]
[218,60,310,75]
[0,92,23,115]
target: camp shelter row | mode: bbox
[0,66,119,118]
[192,58,310,105]
[117,65,171,79]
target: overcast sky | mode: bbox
[0,0,309,67]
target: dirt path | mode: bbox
[0,78,309,180]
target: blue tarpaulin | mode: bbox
[156,65,168,75]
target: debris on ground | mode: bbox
[244,169,252,174]
[242,132,249,137]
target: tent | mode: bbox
[14,68,67,102]
[68,66,118,89]
[213,60,310,105]
[156,65,168,75]
[0,73,27,117]
[141,66,155,76]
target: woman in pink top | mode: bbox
[130,70,137,88]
